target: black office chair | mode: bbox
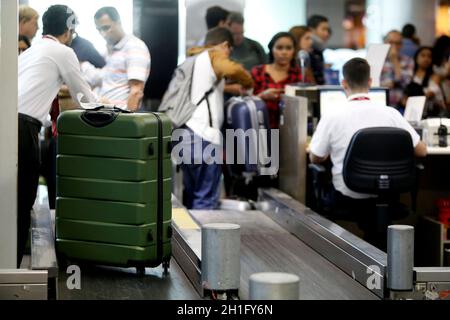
[309,127,421,250]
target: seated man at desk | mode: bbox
[309,58,427,201]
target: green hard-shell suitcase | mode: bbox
[56,107,172,274]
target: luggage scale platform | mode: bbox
[172,200,379,300]
[33,186,200,300]
[57,258,200,300]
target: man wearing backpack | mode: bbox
[164,27,253,209]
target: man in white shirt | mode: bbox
[310,58,427,200]
[17,5,96,267]
[82,7,151,111]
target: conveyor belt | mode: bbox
[173,208,379,300]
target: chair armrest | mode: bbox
[308,164,329,213]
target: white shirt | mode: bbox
[82,35,151,107]
[18,36,96,124]
[310,93,421,199]
[186,50,225,146]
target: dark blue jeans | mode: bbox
[176,128,222,210]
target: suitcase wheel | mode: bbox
[163,260,170,277]
[136,266,146,277]
[56,253,68,270]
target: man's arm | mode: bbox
[392,110,428,158]
[224,83,247,96]
[310,153,328,164]
[61,50,97,106]
[415,141,427,158]
[309,116,331,165]
[210,51,254,89]
[124,42,150,111]
[127,80,145,111]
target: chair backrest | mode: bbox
[343,127,416,195]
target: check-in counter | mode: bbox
[282,84,450,226]
[278,95,309,204]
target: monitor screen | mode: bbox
[319,89,388,118]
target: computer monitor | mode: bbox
[319,89,388,118]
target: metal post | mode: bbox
[278,95,309,203]
[387,225,414,291]
[0,0,19,269]
[249,273,300,300]
[201,223,241,291]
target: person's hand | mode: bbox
[424,89,435,99]
[224,83,247,96]
[260,88,284,101]
[58,85,70,97]
[99,97,112,105]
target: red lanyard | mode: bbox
[350,96,370,101]
[43,35,58,42]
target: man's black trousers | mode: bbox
[17,113,41,268]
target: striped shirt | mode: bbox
[83,35,151,107]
